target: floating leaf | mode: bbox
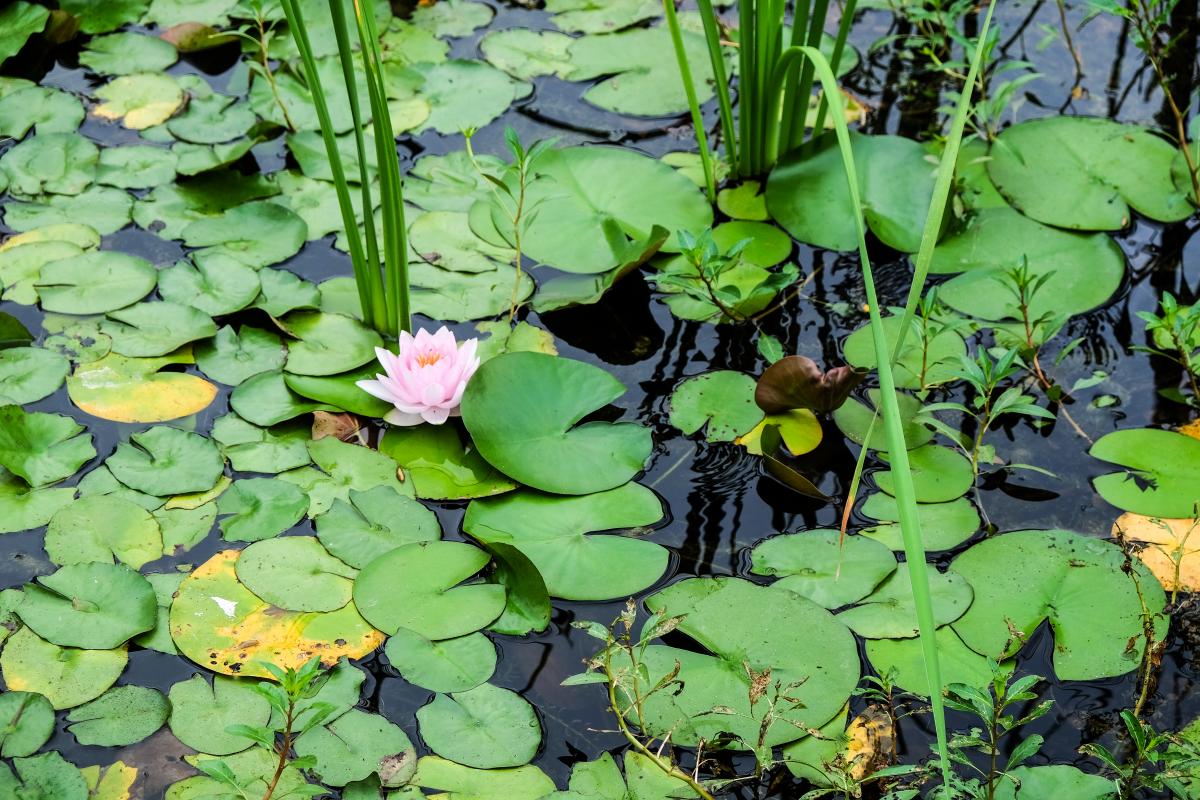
[315,485,441,569]
[994,765,1124,800]
[283,311,382,376]
[159,254,260,316]
[181,201,307,268]
[216,477,309,542]
[836,568,973,638]
[952,529,1166,679]
[236,536,354,612]
[278,436,413,515]
[167,674,269,756]
[411,756,555,799]
[874,444,973,503]
[0,1,49,63]
[0,691,55,757]
[80,761,139,800]
[0,406,95,488]
[102,301,217,358]
[96,145,178,189]
[384,628,496,693]
[94,73,186,129]
[169,549,384,678]
[865,625,996,696]
[461,352,652,495]
[669,371,763,442]
[195,326,286,388]
[464,483,666,601]
[5,186,133,235]
[378,424,517,501]
[416,683,541,769]
[211,413,311,474]
[1090,429,1200,518]
[35,251,156,315]
[107,426,224,497]
[80,32,177,75]
[353,541,505,639]
[295,709,415,788]
[750,529,897,609]
[0,132,96,196]
[482,540,550,636]
[170,746,309,800]
[860,492,981,551]
[17,562,157,649]
[66,685,168,747]
[133,572,187,654]
[0,346,68,404]
[58,0,147,33]
[44,494,163,569]
[0,627,127,709]
[6,752,87,800]
[833,390,933,452]
[1113,512,1200,594]
[842,314,966,389]
[736,408,823,456]
[0,469,75,533]
[546,0,657,33]
[67,351,218,424]
[480,29,573,80]
[411,60,529,136]
[0,86,84,138]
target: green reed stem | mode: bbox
[694,0,737,173]
[807,0,858,146]
[662,0,716,201]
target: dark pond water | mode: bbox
[3,0,1200,796]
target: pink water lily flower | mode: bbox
[357,326,481,426]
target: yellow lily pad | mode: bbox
[169,549,383,679]
[67,351,218,423]
[94,73,185,130]
[81,761,138,800]
[0,223,100,252]
[736,408,823,456]
[1113,512,1200,593]
[164,474,231,510]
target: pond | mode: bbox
[0,0,1198,798]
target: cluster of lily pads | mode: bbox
[1,0,1200,798]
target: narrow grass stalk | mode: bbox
[806,0,859,145]
[279,0,410,336]
[694,0,737,171]
[662,0,716,201]
[784,45,953,786]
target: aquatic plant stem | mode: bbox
[262,704,295,800]
[694,0,737,171]
[662,0,716,201]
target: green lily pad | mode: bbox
[216,477,309,542]
[315,485,441,569]
[404,150,501,213]
[133,572,187,654]
[167,674,270,756]
[0,627,127,709]
[169,548,384,678]
[95,73,186,129]
[0,86,85,138]
[182,201,307,268]
[169,746,309,800]
[480,540,550,636]
[96,145,178,189]
[159,254,261,316]
[283,311,382,376]
[411,60,529,136]
[411,756,554,799]
[669,371,764,442]
[767,133,935,253]
[18,563,156,649]
[0,692,55,757]
[0,469,75,533]
[284,365,392,417]
[35,251,157,314]
[835,568,973,638]
[489,146,711,274]
[353,541,505,639]
[874,444,974,503]
[80,32,178,75]
[411,0,492,35]
[0,346,68,404]
[67,351,219,424]
[378,424,517,501]
[994,765,1120,800]
[65,685,168,747]
[409,210,514,274]
[842,314,967,389]
[59,0,148,33]
[102,301,217,358]
[0,240,82,305]
[464,483,666,601]
[951,529,1166,680]
[931,207,1126,321]
[1090,428,1200,518]
[749,529,897,609]
[5,753,86,800]
[987,117,1194,229]
[461,352,652,495]
[44,494,163,569]
[0,1,49,64]
[255,267,322,316]
[0,132,96,196]
[236,536,355,612]
[0,407,95,488]
[410,262,534,322]
[636,576,858,747]
[294,709,415,788]
[5,186,133,235]
[865,625,997,696]
[546,0,657,33]
[211,413,312,474]
[384,628,496,693]
[196,326,286,386]
[480,29,573,80]
[168,92,256,144]
[106,426,224,497]
[144,0,237,27]
[832,390,933,452]
[278,437,413,515]
[134,170,279,239]
[859,492,981,551]
[417,683,541,769]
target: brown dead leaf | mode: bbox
[312,411,361,442]
[1113,512,1200,592]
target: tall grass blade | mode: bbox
[662,0,716,201]
[694,0,737,173]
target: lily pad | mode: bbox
[865,625,996,696]
[6,753,87,800]
[80,32,178,75]
[255,268,322,316]
[102,301,217,358]
[833,390,933,453]
[859,493,981,551]
[0,470,75,533]
[65,685,168,747]
[835,568,973,638]
[181,201,307,268]
[58,0,147,33]
[875,444,973,503]
[411,60,529,136]
[0,133,96,196]
[295,709,415,788]
[0,691,55,757]
[842,314,967,389]
[18,563,155,651]
[994,765,1121,800]
[951,529,1166,679]
[750,529,897,609]
[67,351,219,424]
[315,485,442,569]
[283,311,382,376]
[384,628,496,693]
[0,627,127,709]
[6,186,133,236]
[766,133,935,253]
[0,346,68,404]
[96,145,178,189]
[216,477,309,542]
[169,549,384,678]
[464,483,666,601]
[353,541,505,639]
[410,262,534,322]
[167,674,270,756]
[378,424,517,500]
[417,683,541,769]
[0,2,49,64]
[0,86,85,138]
[1090,428,1200,518]
[546,0,658,33]
[987,117,1194,229]
[669,371,764,443]
[480,29,573,80]
[0,407,95,488]
[0,241,83,305]
[278,436,413,515]
[211,413,312,474]
[461,352,652,495]
[635,576,859,746]
[44,494,163,569]
[236,536,355,612]
[159,254,260,316]
[107,426,224,497]
[411,756,555,799]
[94,73,186,130]
[35,251,156,314]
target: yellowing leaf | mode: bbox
[68,351,218,423]
[169,549,384,679]
[81,761,138,800]
[0,223,100,252]
[1179,419,1200,441]
[1113,512,1200,592]
[844,707,894,780]
[164,474,231,510]
[737,408,823,456]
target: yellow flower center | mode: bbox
[415,351,442,367]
